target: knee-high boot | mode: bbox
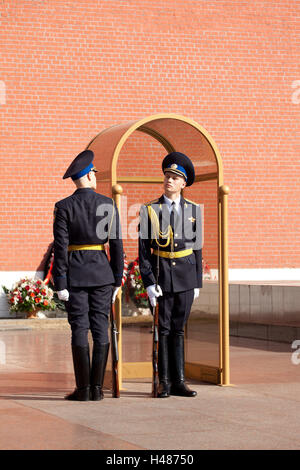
[90,343,110,401]
[158,335,170,398]
[170,335,197,397]
[65,345,90,401]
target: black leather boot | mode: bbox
[158,335,170,398]
[65,345,90,401]
[170,335,197,397]
[90,343,110,401]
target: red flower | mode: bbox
[25,286,30,291]
[35,297,40,303]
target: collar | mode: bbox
[163,194,181,210]
[74,187,95,194]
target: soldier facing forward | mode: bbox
[139,152,202,398]
[53,150,123,401]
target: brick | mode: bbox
[0,0,298,272]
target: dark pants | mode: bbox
[65,285,113,347]
[157,289,194,336]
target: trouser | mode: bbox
[157,289,194,337]
[156,289,197,397]
[65,285,113,347]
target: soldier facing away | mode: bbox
[139,152,202,398]
[53,150,124,401]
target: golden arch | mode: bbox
[87,113,230,388]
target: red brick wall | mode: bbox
[0,0,299,273]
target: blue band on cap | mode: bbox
[165,163,187,180]
[71,162,94,181]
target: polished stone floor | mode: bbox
[0,326,299,450]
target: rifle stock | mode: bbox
[110,302,120,398]
[152,243,160,398]
[152,302,159,398]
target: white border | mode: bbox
[0,269,299,318]
[229,269,300,282]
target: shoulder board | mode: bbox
[184,198,199,206]
[145,198,159,206]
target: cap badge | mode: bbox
[171,164,178,169]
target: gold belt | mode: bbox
[152,248,193,259]
[68,244,105,252]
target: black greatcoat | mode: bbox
[138,194,202,293]
[52,188,124,291]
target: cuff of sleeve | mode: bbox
[54,276,68,291]
[142,276,156,289]
[114,276,123,287]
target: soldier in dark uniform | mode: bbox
[139,152,202,398]
[53,150,124,401]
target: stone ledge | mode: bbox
[1,313,298,344]
[230,320,300,344]
[0,314,154,331]
[0,318,69,330]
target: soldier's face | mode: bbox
[163,171,186,196]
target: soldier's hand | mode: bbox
[112,287,120,304]
[146,284,163,307]
[194,288,200,300]
[57,289,69,302]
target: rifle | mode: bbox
[152,246,160,398]
[110,301,120,398]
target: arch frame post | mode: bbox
[112,183,124,390]
[218,184,231,386]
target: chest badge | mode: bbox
[188,216,195,223]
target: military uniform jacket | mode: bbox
[139,195,202,293]
[53,188,124,291]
